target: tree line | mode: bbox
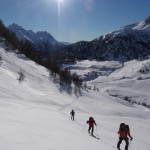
[0,19,83,94]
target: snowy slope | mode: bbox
[133,15,150,30]
[102,15,150,40]
[0,45,150,150]
[67,59,150,106]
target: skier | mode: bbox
[70,110,75,121]
[117,123,133,150]
[87,117,97,136]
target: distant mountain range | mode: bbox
[62,15,150,61]
[8,15,150,61]
[8,24,66,51]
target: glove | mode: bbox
[130,137,133,140]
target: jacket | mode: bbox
[118,129,132,139]
[87,119,96,127]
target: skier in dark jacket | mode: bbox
[87,117,97,136]
[117,124,133,150]
[70,110,75,121]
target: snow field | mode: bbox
[0,47,150,150]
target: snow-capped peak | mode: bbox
[133,14,150,30]
[145,15,150,24]
[97,14,150,39]
[8,23,35,42]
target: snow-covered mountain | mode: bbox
[0,41,150,150]
[63,15,150,61]
[8,23,65,51]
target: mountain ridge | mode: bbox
[62,15,150,62]
[8,23,65,51]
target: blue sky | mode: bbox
[0,0,150,43]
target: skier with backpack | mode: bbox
[70,110,75,121]
[87,117,97,136]
[117,123,133,150]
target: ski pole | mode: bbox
[129,140,133,150]
[95,125,100,138]
[96,125,98,134]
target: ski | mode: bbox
[90,135,100,140]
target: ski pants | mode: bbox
[71,115,74,121]
[117,137,129,150]
[88,125,94,135]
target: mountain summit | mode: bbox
[133,15,150,30]
[8,23,64,51]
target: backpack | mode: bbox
[125,125,129,131]
[71,110,75,115]
[119,123,126,132]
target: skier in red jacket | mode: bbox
[117,124,133,150]
[87,117,97,136]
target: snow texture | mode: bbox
[0,45,150,150]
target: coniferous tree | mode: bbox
[0,18,83,94]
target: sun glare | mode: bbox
[56,0,63,3]
[60,0,63,3]
[57,0,63,28]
